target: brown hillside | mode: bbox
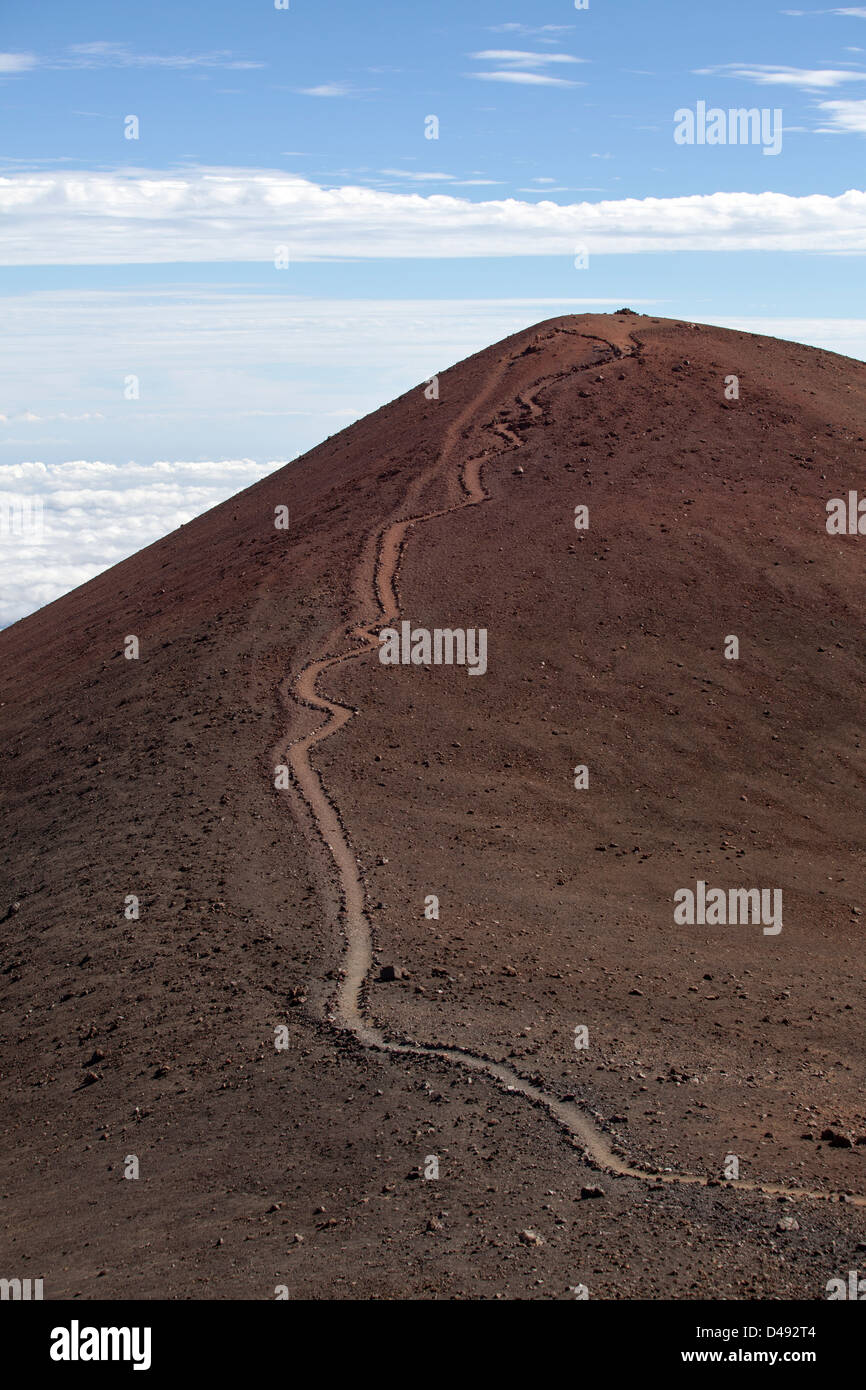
[2,312,865,1299]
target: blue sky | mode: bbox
[2,0,866,622]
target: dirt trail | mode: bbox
[274,331,866,1208]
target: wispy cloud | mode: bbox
[468,48,584,87]
[516,186,600,193]
[696,61,866,88]
[296,81,358,97]
[783,7,866,15]
[1,42,263,74]
[376,169,500,185]
[0,412,104,424]
[488,24,575,38]
[471,50,584,67]
[817,96,866,128]
[379,169,457,181]
[470,70,581,87]
[0,53,37,74]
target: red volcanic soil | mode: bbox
[2,311,866,1300]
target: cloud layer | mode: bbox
[3,170,866,263]
[0,458,276,628]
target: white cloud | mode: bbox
[469,48,584,85]
[0,52,37,73]
[816,96,866,128]
[296,81,357,97]
[470,70,580,86]
[470,50,584,66]
[696,62,866,87]
[3,169,866,263]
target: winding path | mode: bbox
[273,331,866,1209]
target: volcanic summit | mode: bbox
[2,312,865,1299]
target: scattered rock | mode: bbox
[777,1217,800,1232]
[519,1228,544,1246]
[580,1185,606,1200]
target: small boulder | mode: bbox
[821,1127,853,1148]
[378,964,408,982]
